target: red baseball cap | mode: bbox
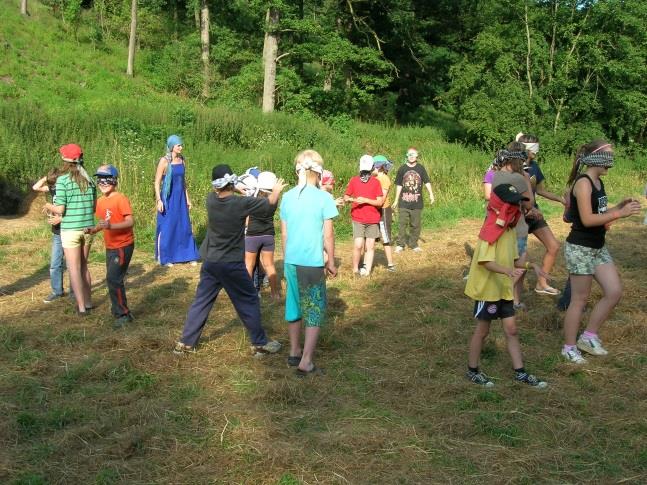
[59,144,83,162]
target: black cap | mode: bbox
[493,183,529,204]
[212,164,233,181]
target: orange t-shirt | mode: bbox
[95,192,135,249]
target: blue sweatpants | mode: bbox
[180,261,269,347]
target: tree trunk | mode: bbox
[262,7,279,113]
[523,3,533,98]
[200,0,210,98]
[126,0,137,77]
[20,0,27,15]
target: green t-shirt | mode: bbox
[464,228,518,302]
[55,174,96,231]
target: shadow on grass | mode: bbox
[0,263,49,296]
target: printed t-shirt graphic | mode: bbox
[395,164,430,210]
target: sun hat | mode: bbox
[359,154,375,172]
[236,173,258,196]
[257,171,277,193]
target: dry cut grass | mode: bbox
[0,213,646,484]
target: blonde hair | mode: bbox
[294,149,324,168]
[61,161,91,192]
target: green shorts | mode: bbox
[565,242,613,275]
[284,263,327,327]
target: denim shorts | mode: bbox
[565,242,613,275]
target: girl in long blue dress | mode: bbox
[154,135,200,266]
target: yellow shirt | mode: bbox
[464,228,518,302]
[376,172,392,208]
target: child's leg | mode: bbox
[299,326,321,372]
[397,208,410,248]
[50,234,65,296]
[64,245,86,312]
[106,245,134,318]
[221,262,269,346]
[409,209,422,248]
[468,319,491,369]
[180,261,224,347]
[501,316,523,370]
[587,262,622,334]
[288,322,302,358]
[81,237,92,307]
[363,238,376,273]
[352,237,364,272]
[533,226,560,289]
[244,251,257,278]
[260,249,280,300]
[563,274,593,345]
[384,243,394,267]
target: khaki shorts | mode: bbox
[352,221,380,239]
[61,230,93,249]
[565,242,613,275]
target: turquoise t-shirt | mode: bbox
[280,185,339,267]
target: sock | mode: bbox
[514,367,526,375]
[468,366,479,374]
[582,331,598,340]
[563,344,577,352]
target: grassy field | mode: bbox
[1,209,646,484]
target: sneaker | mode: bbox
[577,335,608,356]
[189,261,198,267]
[173,342,197,355]
[515,372,548,389]
[251,340,281,357]
[287,355,302,367]
[412,247,423,253]
[394,246,404,253]
[165,263,174,268]
[466,370,494,387]
[514,372,548,389]
[562,347,587,364]
[359,267,370,277]
[387,264,396,272]
[43,293,64,303]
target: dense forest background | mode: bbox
[23,0,647,154]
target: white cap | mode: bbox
[359,154,374,172]
[257,171,277,193]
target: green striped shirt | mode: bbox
[55,174,97,231]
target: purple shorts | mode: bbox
[245,235,275,253]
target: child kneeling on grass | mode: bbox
[464,183,548,388]
[86,165,135,328]
[174,164,286,357]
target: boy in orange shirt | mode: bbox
[87,165,135,328]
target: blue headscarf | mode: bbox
[161,135,184,204]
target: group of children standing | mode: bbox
[465,135,643,389]
[34,136,644,381]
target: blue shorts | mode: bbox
[284,263,327,327]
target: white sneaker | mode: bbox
[394,246,404,253]
[359,267,369,277]
[251,340,281,357]
[412,247,423,253]
[577,335,609,356]
[562,347,587,364]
